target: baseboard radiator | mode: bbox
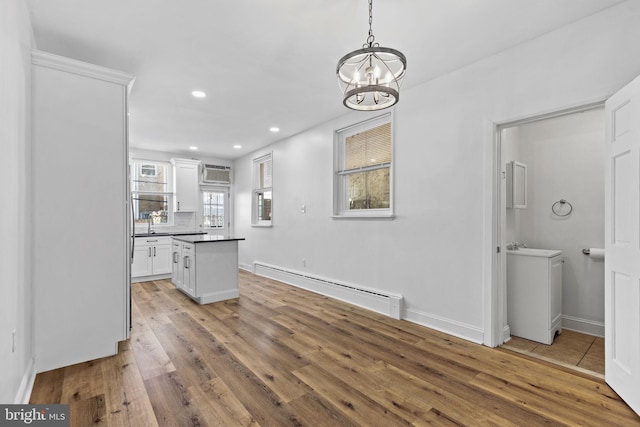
[253,262,403,320]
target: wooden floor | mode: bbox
[30,271,640,426]
[504,331,605,377]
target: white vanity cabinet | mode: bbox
[171,158,200,212]
[507,249,563,345]
[131,236,172,280]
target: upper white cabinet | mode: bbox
[32,50,134,372]
[172,158,200,212]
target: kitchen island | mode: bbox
[171,235,245,304]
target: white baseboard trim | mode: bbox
[404,308,485,344]
[253,262,403,320]
[562,315,604,337]
[502,325,511,344]
[131,273,171,284]
[239,262,253,272]
[14,357,36,404]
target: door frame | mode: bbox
[484,100,606,348]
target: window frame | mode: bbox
[252,152,273,227]
[130,159,174,227]
[333,112,395,219]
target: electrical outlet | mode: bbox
[12,330,16,353]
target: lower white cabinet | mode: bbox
[507,249,563,345]
[171,237,240,304]
[132,236,172,280]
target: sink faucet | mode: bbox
[507,242,527,250]
[147,215,153,234]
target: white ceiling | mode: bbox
[27,0,624,159]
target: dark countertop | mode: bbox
[172,235,245,244]
[134,231,207,237]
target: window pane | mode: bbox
[346,168,390,210]
[133,195,169,224]
[345,122,391,170]
[132,163,168,192]
[259,159,272,188]
[257,190,272,221]
[203,191,225,228]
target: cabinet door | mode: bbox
[131,244,152,277]
[171,242,181,286]
[152,243,172,275]
[174,162,199,212]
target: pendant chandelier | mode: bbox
[336,0,407,111]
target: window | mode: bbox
[131,160,172,225]
[140,164,157,177]
[202,189,227,229]
[334,113,393,218]
[252,153,272,226]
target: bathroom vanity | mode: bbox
[507,248,563,345]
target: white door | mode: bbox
[605,74,640,415]
[152,243,173,275]
[202,187,229,235]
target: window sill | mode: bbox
[331,213,395,220]
[251,223,273,228]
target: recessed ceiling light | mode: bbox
[233,144,242,149]
[189,146,198,150]
[269,127,280,133]
[191,90,206,98]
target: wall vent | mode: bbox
[253,262,403,319]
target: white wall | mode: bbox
[512,108,605,336]
[0,0,35,403]
[233,1,640,344]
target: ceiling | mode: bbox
[27,0,624,160]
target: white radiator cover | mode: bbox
[253,262,403,319]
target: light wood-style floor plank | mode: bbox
[30,271,640,426]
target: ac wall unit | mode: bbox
[201,164,231,184]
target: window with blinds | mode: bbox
[334,114,393,217]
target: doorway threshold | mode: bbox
[499,330,605,380]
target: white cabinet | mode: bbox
[171,240,182,287]
[171,241,197,297]
[172,158,200,212]
[171,237,241,304]
[32,50,134,372]
[132,236,172,280]
[507,249,563,344]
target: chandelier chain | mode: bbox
[366,0,375,46]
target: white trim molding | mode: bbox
[14,357,36,404]
[404,308,485,345]
[562,315,604,338]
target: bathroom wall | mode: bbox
[504,108,606,336]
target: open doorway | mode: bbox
[495,104,606,376]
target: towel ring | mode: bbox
[552,199,572,217]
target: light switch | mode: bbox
[300,204,306,214]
